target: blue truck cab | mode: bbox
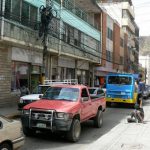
[106,73,138,105]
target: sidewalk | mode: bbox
[84,101,150,150]
[0,103,21,118]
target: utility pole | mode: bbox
[38,0,56,82]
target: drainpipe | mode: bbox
[0,0,5,39]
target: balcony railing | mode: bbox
[54,0,98,29]
[0,10,100,63]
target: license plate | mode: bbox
[36,123,46,128]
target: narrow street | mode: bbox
[20,101,150,150]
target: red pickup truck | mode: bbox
[21,84,106,142]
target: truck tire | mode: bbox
[94,110,103,128]
[0,142,12,150]
[23,127,36,136]
[66,119,81,142]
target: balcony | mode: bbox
[54,0,101,29]
[122,2,135,19]
[0,16,100,64]
[122,18,135,33]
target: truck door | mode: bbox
[80,88,93,121]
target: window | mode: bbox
[22,2,29,26]
[11,62,29,91]
[120,56,124,65]
[106,50,112,62]
[21,2,37,27]
[81,88,89,98]
[30,5,37,26]
[5,0,11,18]
[120,38,124,47]
[74,29,80,46]
[12,0,21,21]
[0,0,2,15]
[107,27,113,40]
[4,0,37,28]
[43,87,79,101]
[108,76,132,85]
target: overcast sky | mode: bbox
[132,0,150,36]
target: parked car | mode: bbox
[21,84,106,142]
[18,84,50,110]
[0,115,24,150]
[88,87,105,97]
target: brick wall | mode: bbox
[0,47,18,106]
[113,23,120,70]
[101,12,107,67]
[124,33,129,72]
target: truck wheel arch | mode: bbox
[73,114,80,121]
[98,105,105,112]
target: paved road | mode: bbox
[20,103,137,150]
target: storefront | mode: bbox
[77,60,89,85]
[57,56,76,80]
[11,47,43,92]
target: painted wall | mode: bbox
[54,2,100,41]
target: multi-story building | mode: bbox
[76,0,129,86]
[98,0,139,73]
[0,0,102,105]
[94,11,128,86]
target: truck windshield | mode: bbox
[42,87,79,101]
[108,76,132,85]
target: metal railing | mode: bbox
[54,0,98,29]
[44,79,78,85]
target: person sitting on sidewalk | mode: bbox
[127,104,144,123]
[127,74,145,123]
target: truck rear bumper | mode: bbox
[21,115,72,132]
[106,98,136,104]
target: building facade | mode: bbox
[98,0,139,73]
[0,0,102,105]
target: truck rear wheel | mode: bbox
[94,110,103,128]
[66,119,81,142]
[23,127,36,136]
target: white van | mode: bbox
[18,84,50,110]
